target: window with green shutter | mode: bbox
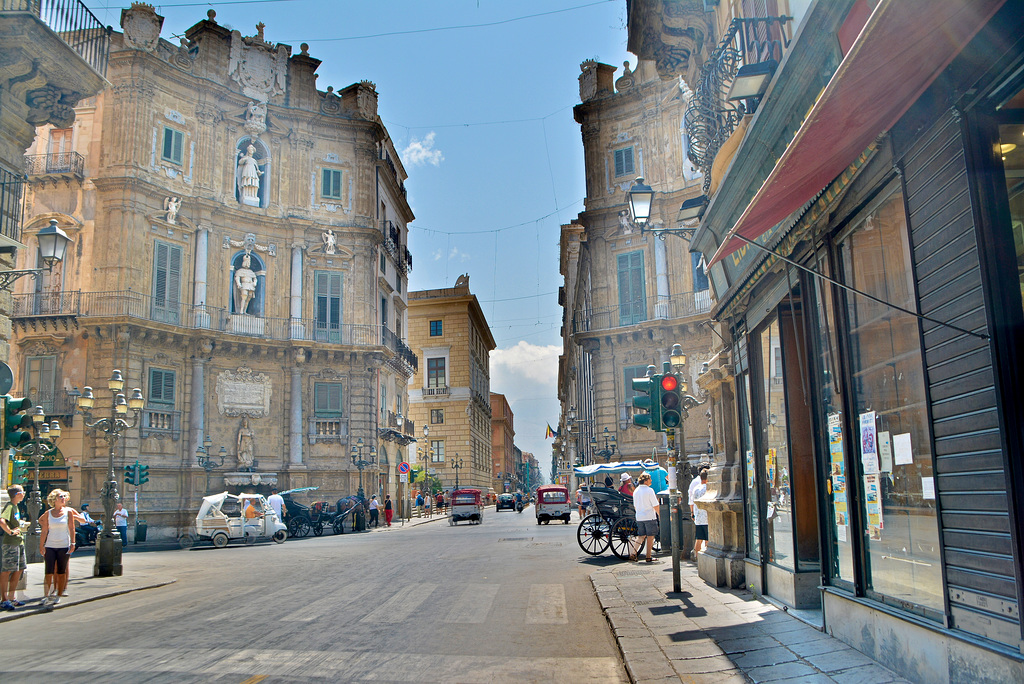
[152,240,182,324]
[617,250,647,326]
[148,368,175,405]
[162,127,184,165]
[314,271,342,342]
[623,365,649,400]
[321,168,343,199]
[314,382,343,416]
[614,147,634,177]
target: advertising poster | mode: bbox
[860,411,878,474]
[864,473,883,540]
[827,412,849,543]
[893,432,914,466]
[746,450,755,489]
[878,431,893,472]
[767,448,776,486]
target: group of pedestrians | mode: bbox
[365,495,394,527]
[1,484,114,611]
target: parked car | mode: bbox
[496,493,516,511]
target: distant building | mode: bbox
[490,392,514,493]
[8,7,417,536]
[407,275,495,492]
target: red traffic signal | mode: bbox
[660,375,678,392]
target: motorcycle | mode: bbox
[515,500,524,513]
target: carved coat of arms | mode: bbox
[120,4,163,53]
[228,24,288,102]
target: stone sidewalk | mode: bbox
[591,560,912,684]
[0,554,176,623]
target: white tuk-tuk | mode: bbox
[179,492,287,548]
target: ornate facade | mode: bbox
[9,6,417,537]
[559,58,713,476]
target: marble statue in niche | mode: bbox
[164,196,181,224]
[233,253,259,314]
[237,416,256,469]
[236,142,263,206]
[322,229,337,254]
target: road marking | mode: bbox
[281,583,376,622]
[361,583,437,623]
[444,583,499,623]
[526,584,568,624]
[239,676,267,684]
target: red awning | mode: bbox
[709,0,1006,266]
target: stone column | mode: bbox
[193,226,210,328]
[290,244,304,339]
[654,236,669,319]
[188,351,208,469]
[696,343,746,589]
[289,350,304,466]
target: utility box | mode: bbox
[134,520,147,543]
[658,495,692,553]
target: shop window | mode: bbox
[998,121,1024,315]
[838,188,942,616]
[758,318,795,570]
[738,363,760,561]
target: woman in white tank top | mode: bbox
[39,489,75,605]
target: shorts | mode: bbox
[1,544,27,572]
[695,524,709,541]
[44,546,70,575]
[636,519,660,537]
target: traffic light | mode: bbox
[138,464,149,485]
[2,395,33,450]
[124,463,137,485]
[660,374,684,430]
[12,460,30,485]
[631,373,662,431]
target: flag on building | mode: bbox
[545,423,559,439]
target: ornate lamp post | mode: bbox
[75,370,144,577]
[195,435,226,494]
[350,437,377,499]
[12,406,61,564]
[451,454,463,490]
[590,427,618,462]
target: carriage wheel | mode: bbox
[288,518,311,538]
[313,522,324,536]
[577,514,610,555]
[332,519,345,535]
[610,517,640,559]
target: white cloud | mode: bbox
[432,246,471,263]
[491,341,560,387]
[402,131,444,167]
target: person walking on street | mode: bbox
[384,495,394,526]
[1,485,28,611]
[576,487,591,518]
[630,473,660,563]
[368,496,380,527]
[113,502,129,548]
[39,488,76,605]
[436,492,444,513]
[691,469,709,561]
[415,492,424,517]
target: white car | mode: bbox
[179,492,287,548]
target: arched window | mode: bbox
[230,251,265,316]
[235,137,270,208]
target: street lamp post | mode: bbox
[75,370,145,577]
[350,437,377,499]
[195,435,226,494]
[451,454,463,490]
[12,406,61,564]
[590,427,618,462]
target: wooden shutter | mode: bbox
[617,251,646,325]
[315,382,342,415]
[315,271,342,341]
[149,368,175,404]
[153,241,182,323]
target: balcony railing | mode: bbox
[2,0,112,77]
[29,388,76,420]
[308,417,347,444]
[25,152,85,178]
[423,386,449,396]
[9,290,419,367]
[573,290,713,334]
[684,15,791,194]
[141,408,181,440]
[0,165,26,245]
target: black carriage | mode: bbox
[576,487,645,559]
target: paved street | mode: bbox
[0,508,626,683]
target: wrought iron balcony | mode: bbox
[25,152,85,179]
[572,289,713,334]
[2,0,111,77]
[0,165,26,245]
[684,15,792,194]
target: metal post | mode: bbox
[667,429,682,593]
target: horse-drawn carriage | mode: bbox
[574,461,667,559]
[282,487,364,537]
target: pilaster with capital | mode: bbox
[288,349,305,466]
[695,344,746,588]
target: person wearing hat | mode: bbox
[618,472,634,496]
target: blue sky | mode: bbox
[87,0,633,479]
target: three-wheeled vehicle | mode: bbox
[535,484,572,524]
[179,492,288,548]
[449,488,483,525]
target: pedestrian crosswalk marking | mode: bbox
[282,582,376,622]
[526,584,568,624]
[361,582,437,623]
[444,583,500,623]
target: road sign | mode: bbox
[400,473,408,483]
[398,461,410,474]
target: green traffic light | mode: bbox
[3,395,34,449]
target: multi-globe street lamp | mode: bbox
[75,369,144,577]
[195,435,227,494]
[590,427,618,462]
[11,405,61,564]
[350,437,377,499]
[451,454,463,490]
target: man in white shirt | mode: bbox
[631,472,661,563]
[368,495,380,527]
[267,488,285,520]
[691,469,709,561]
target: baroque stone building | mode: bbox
[407,276,495,493]
[9,5,417,537]
[558,58,713,474]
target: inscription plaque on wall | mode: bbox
[216,366,272,416]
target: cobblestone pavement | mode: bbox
[591,561,913,684]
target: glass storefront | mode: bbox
[758,318,794,570]
[998,122,1024,315]
[837,187,943,616]
[736,339,760,561]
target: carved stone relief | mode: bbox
[228,23,289,102]
[120,3,163,53]
[215,366,272,416]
